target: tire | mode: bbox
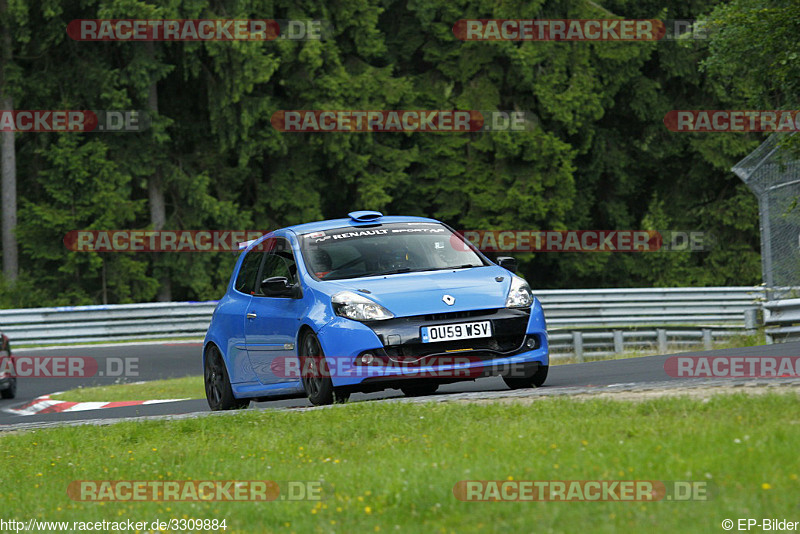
[300,331,349,406]
[503,365,548,390]
[204,345,249,411]
[1,338,15,399]
[400,383,439,397]
[0,377,16,399]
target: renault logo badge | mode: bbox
[442,295,455,306]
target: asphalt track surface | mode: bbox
[1,341,798,429]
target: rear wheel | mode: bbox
[503,365,548,390]
[0,377,16,399]
[400,383,439,397]
[1,338,14,399]
[300,332,349,406]
[204,346,249,411]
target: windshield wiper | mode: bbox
[374,267,414,276]
[424,264,480,272]
[373,264,479,277]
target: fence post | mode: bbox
[702,329,712,351]
[572,331,584,363]
[657,329,667,354]
[613,330,624,354]
[744,307,760,335]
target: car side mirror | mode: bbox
[261,276,296,297]
[496,256,518,273]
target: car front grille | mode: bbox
[365,307,534,364]
[421,309,497,322]
[382,335,529,363]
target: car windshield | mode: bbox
[299,222,486,281]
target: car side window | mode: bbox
[235,250,265,294]
[255,238,298,297]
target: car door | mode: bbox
[220,247,265,384]
[244,237,304,384]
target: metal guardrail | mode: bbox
[536,287,766,360]
[537,287,762,327]
[764,299,800,344]
[0,302,218,345]
[0,288,768,359]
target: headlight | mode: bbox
[505,276,533,308]
[331,291,395,321]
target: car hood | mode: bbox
[320,266,513,317]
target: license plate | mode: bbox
[421,321,492,343]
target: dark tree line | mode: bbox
[1,0,796,306]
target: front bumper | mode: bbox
[316,304,549,389]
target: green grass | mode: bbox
[714,330,767,350]
[51,375,204,402]
[1,392,798,533]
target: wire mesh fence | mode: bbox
[733,133,800,299]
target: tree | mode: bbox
[0,0,19,282]
[0,0,778,306]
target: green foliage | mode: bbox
[2,393,799,531]
[702,0,800,109]
[0,0,779,306]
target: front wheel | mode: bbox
[503,365,548,390]
[300,332,349,406]
[204,346,249,411]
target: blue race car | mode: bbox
[203,211,549,409]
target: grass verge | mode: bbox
[1,392,798,532]
[50,376,204,402]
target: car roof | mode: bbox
[284,215,442,235]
